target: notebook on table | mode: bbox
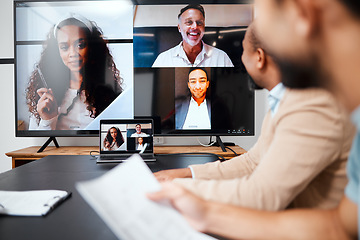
[97,119,156,163]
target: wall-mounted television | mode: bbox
[14,0,255,146]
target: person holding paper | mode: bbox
[154,22,354,211]
[149,0,360,238]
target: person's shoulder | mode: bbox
[202,42,233,66]
[157,43,180,57]
[152,44,180,67]
[176,96,190,107]
[284,88,336,105]
[203,42,227,55]
[175,97,191,117]
[279,88,344,117]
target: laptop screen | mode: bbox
[99,119,154,155]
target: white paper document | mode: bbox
[0,190,71,216]
[76,154,216,240]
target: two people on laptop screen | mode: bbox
[130,124,150,154]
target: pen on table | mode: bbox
[0,203,5,209]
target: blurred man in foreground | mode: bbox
[149,0,360,238]
[154,23,354,211]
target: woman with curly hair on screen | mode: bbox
[103,126,124,151]
[26,14,123,130]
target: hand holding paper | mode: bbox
[76,154,216,240]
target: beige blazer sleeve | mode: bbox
[189,139,262,180]
[174,89,353,211]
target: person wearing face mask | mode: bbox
[26,14,123,130]
[152,4,233,68]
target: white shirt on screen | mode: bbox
[182,98,211,130]
[137,143,148,154]
[29,89,93,130]
[152,41,234,67]
[131,132,149,137]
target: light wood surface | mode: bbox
[6,145,246,168]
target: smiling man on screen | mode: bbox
[152,4,233,67]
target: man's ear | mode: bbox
[292,0,320,38]
[256,48,266,70]
[178,24,181,33]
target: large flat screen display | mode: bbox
[15,0,255,137]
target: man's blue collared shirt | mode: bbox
[344,105,360,236]
[267,83,286,117]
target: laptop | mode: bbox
[97,119,156,163]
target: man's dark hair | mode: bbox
[245,24,266,90]
[247,23,267,53]
[178,4,205,19]
[271,53,323,89]
[188,67,208,81]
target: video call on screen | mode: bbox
[15,1,254,136]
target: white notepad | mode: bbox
[0,190,71,216]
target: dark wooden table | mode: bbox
[0,154,219,240]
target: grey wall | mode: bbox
[0,0,268,173]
